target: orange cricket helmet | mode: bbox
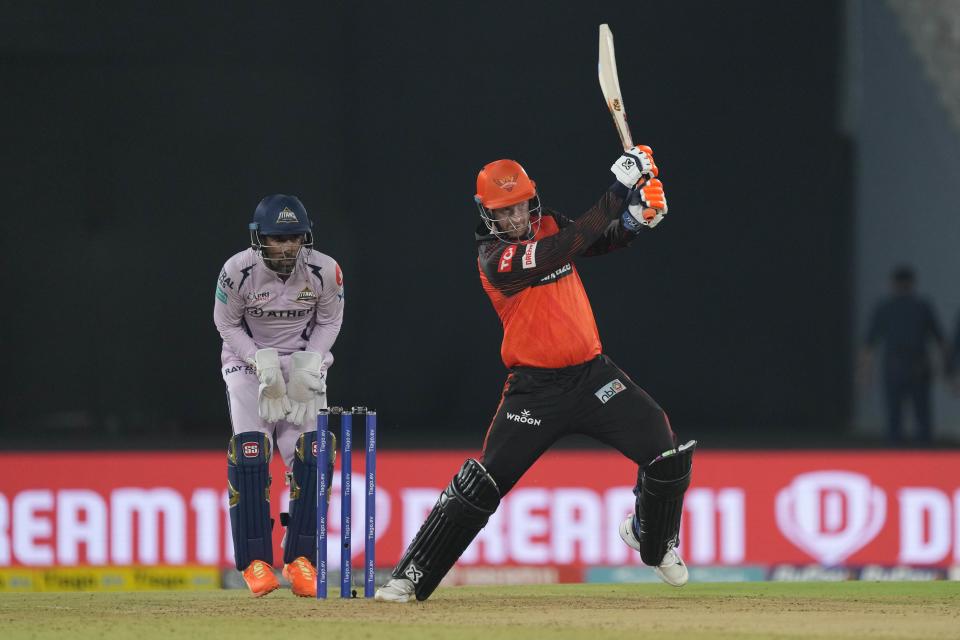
[474,159,537,209]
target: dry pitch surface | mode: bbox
[2,582,958,640]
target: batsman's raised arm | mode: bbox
[476,146,669,295]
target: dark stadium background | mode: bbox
[4,1,955,450]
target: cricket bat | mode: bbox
[598,24,634,151]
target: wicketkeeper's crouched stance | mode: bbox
[215,195,345,598]
[376,147,696,602]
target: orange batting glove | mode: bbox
[622,178,668,229]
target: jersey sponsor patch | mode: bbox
[335,263,343,286]
[533,263,573,287]
[215,286,228,304]
[595,379,626,404]
[498,245,516,272]
[522,242,538,269]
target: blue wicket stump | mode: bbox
[316,406,377,599]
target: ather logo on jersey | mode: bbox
[498,245,516,272]
[247,308,310,318]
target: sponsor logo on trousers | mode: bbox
[506,409,541,426]
[595,379,626,404]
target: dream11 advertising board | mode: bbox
[0,450,958,577]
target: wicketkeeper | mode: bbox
[376,147,696,602]
[214,194,344,597]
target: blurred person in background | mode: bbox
[375,146,695,603]
[859,265,947,444]
[213,194,344,597]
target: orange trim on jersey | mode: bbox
[481,374,513,455]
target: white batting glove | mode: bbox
[624,178,668,229]
[285,351,326,427]
[611,144,658,188]
[252,348,291,423]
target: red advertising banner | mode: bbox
[0,450,957,568]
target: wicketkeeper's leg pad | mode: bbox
[227,432,273,571]
[391,458,500,601]
[281,430,336,565]
[634,439,696,566]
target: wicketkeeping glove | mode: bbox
[252,348,291,423]
[285,351,326,427]
[622,178,668,230]
[610,144,658,188]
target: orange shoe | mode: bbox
[282,556,317,598]
[242,560,280,597]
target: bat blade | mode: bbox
[598,24,634,151]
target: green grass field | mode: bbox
[2,582,958,640]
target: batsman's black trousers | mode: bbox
[480,354,678,496]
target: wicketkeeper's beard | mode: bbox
[266,257,296,274]
[263,247,301,274]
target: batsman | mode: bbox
[376,147,696,602]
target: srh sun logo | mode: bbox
[494,174,518,191]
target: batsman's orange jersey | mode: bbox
[476,187,635,369]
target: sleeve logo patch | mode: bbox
[498,245,516,272]
[335,263,343,286]
[522,242,538,269]
[215,286,228,304]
